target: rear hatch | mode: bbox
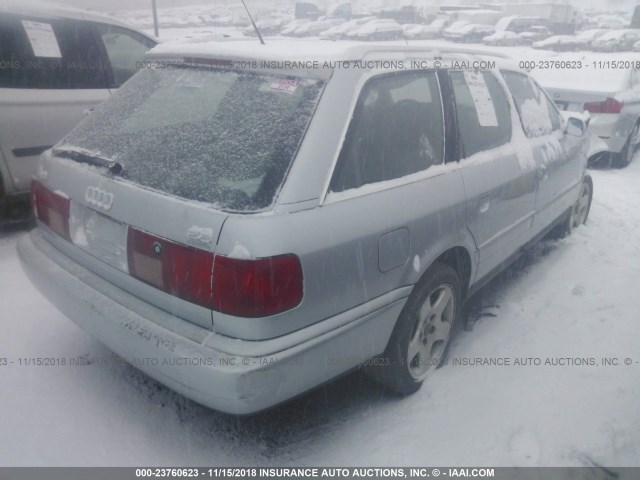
[33,61,325,330]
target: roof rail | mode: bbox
[348,44,513,61]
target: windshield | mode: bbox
[59,66,325,212]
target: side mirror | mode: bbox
[565,116,586,137]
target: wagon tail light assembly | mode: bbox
[31,180,71,241]
[128,228,303,317]
[583,97,624,114]
[32,181,303,317]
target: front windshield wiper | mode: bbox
[52,148,126,176]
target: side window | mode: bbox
[502,70,561,137]
[449,71,511,158]
[94,24,156,88]
[0,15,107,89]
[330,71,444,193]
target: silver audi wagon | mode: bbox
[18,43,592,414]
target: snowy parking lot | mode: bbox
[1,154,639,467]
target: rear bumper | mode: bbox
[18,228,404,414]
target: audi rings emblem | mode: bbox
[85,186,114,211]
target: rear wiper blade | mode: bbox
[52,148,125,176]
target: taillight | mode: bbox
[213,254,303,317]
[31,179,71,241]
[583,97,623,114]
[127,227,214,308]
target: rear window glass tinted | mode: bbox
[59,66,324,212]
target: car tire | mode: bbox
[365,262,461,395]
[549,175,593,239]
[616,123,639,168]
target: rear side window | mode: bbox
[59,67,324,212]
[0,14,107,89]
[450,71,511,158]
[501,70,561,137]
[330,71,444,193]
[95,23,155,88]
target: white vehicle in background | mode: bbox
[592,29,640,52]
[289,17,346,37]
[594,15,629,30]
[0,1,156,221]
[319,16,375,40]
[633,40,640,51]
[241,20,282,37]
[441,20,470,39]
[533,54,640,167]
[532,35,575,50]
[280,18,311,36]
[402,18,449,40]
[443,23,495,43]
[349,19,403,41]
[482,30,521,46]
[518,26,552,45]
[552,29,608,51]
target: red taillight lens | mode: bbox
[583,97,623,114]
[213,254,303,317]
[127,227,214,308]
[31,179,71,241]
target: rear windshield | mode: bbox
[59,65,325,211]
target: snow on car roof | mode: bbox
[149,39,516,69]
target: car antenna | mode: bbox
[241,0,265,45]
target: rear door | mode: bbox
[501,70,586,233]
[0,13,110,194]
[447,70,536,282]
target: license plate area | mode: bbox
[69,202,128,272]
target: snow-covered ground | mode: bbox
[1,152,639,466]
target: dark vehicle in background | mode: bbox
[0,2,156,221]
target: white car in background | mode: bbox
[533,54,640,167]
[532,35,576,50]
[483,30,522,46]
[349,19,403,41]
[402,19,449,40]
[280,18,311,36]
[289,17,346,37]
[566,29,608,49]
[592,29,640,52]
[0,1,156,220]
[319,16,375,40]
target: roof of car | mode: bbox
[149,39,516,68]
[0,0,156,40]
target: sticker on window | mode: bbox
[463,71,498,127]
[22,20,62,58]
[268,79,300,94]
